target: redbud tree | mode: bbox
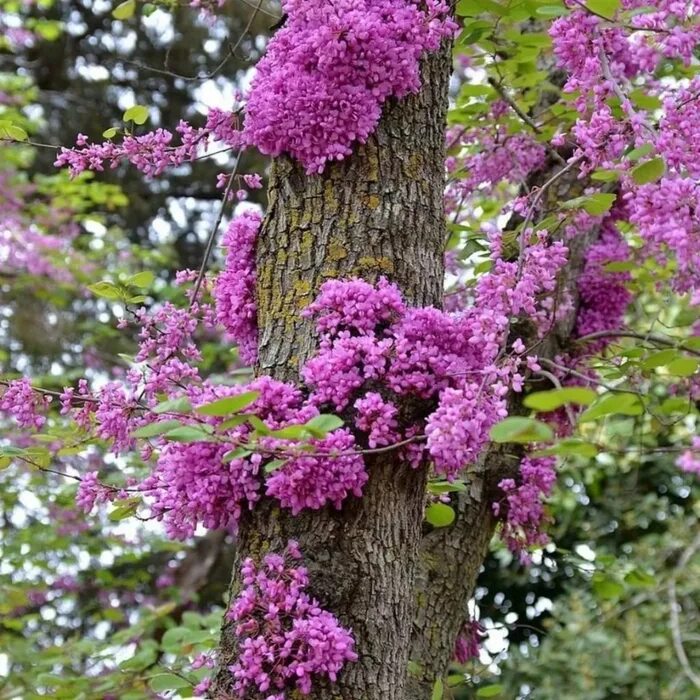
[2,0,700,698]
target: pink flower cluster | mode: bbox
[54,110,243,178]
[493,456,557,561]
[76,471,112,513]
[575,217,631,342]
[243,0,457,173]
[302,234,568,478]
[213,210,262,365]
[625,177,700,294]
[227,542,357,698]
[0,377,48,429]
[677,436,700,476]
[445,106,546,200]
[453,618,485,664]
[140,377,365,539]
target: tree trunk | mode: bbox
[210,43,452,700]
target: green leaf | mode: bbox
[425,503,456,528]
[127,270,155,288]
[586,0,620,17]
[562,193,617,216]
[536,5,568,17]
[0,121,29,141]
[428,480,468,495]
[88,281,121,300]
[269,425,309,440]
[218,414,254,431]
[148,674,191,692]
[164,426,214,443]
[161,626,188,651]
[247,415,271,435]
[583,193,617,216]
[223,447,253,462]
[195,391,260,417]
[112,0,136,20]
[109,499,139,521]
[490,417,554,443]
[640,348,679,370]
[579,393,643,422]
[591,169,620,182]
[123,104,149,125]
[304,414,344,437]
[132,419,183,439]
[431,678,444,700]
[153,396,192,415]
[535,439,598,458]
[477,685,505,698]
[631,157,665,185]
[592,573,625,600]
[524,387,597,411]
[264,459,287,474]
[624,569,655,587]
[102,127,118,139]
[666,357,699,377]
[626,143,653,161]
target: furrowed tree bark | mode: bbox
[210,42,453,700]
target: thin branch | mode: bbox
[487,77,566,165]
[668,532,700,690]
[575,330,700,358]
[190,152,241,306]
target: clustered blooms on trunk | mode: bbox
[213,209,261,365]
[226,541,357,699]
[243,0,457,173]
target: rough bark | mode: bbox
[210,44,452,700]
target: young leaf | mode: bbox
[264,459,287,474]
[127,271,155,288]
[88,281,122,300]
[489,417,554,443]
[123,104,149,125]
[425,503,456,528]
[579,392,643,422]
[586,0,620,18]
[523,387,597,411]
[631,157,665,185]
[132,419,183,439]
[164,426,214,443]
[195,391,260,417]
[152,396,192,415]
[304,414,344,437]
[148,674,191,692]
[112,0,136,20]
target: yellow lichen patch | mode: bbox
[327,241,348,261]
[404,151,423,180]
[364,143,380,182]
[323,180,339,213]
[358,256,395,274]
[365,194,381,210]
[293,279,313,309]
[300,229,315,253]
